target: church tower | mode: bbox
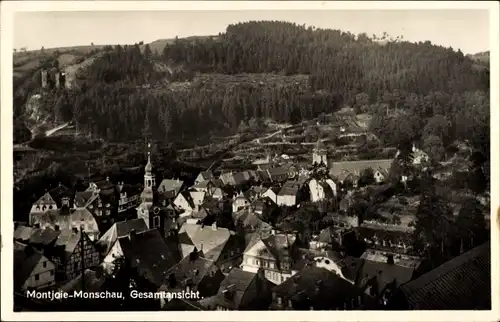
[140,143,155,206]
[312,138,328,166]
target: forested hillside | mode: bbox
[20,21,490,153]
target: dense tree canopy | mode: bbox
[23,21,488,151]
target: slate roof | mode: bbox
[178,223,234,262]
[397,242,490,310]
[273,266,361,309]
[74,191,99,208]
[118,229,178,287]
[158,179,184,198]
[278,181,300,196]
[232,208,272,231]
[198,171,215,182]
[55,230,83,260]
[97,218,149,255]
[192,180,212,190]
[245,233,296,262]
[233,172,247,186]
[268,167,288,180]
[177,191,195,209]
[14,243,45,291]
[200,268,261,310]
[330,159,393,181]
[256,170,272,182]
[357,259,415,296]
[164,254,218,290]
[14,225,36,241]
[29,227,61,246]
[32,208,99,235]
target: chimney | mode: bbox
[211,222,217,231]
[128,229,136,241]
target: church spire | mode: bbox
[145,142,153,174]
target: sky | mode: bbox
[14,9,490,55]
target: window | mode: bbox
[34,274,39,281]
[43,261,47,268]
[270,262,275,269]
[277,297,282,305]
[255,259,260,266]
[153,216,160,228]
[50,270,54,276]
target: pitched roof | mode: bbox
[357,259,415,295]
[398,242,490,310]
[192,180,212,190]
[219,172,236,186]
[256,170,272,182]
[14,225,36,241]
[32,208,99,235]
[14,242,45,290]
[74,191,99,208]
[55,230,83,259]
[278,181,300,196]
[97,218,149,255]
[214,268,259,309]
[178,223,234,262]
[330,159,393,180]
[164,255,217,289]
[32,192,57,207]
[244,233,296,262]
[177,191,195,209]
[158,179,184,198]
[198,171,215,181]
[189,190,206,207]
[118,229,178,287]
[268,167,288,179]
[232,208,272,231]
[28,227,61,246]
[232,172,247,186]
[273,266,361,309]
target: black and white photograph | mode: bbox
[2,1,499,320]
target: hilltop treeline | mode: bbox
[45,21,488,151]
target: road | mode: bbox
[14,122,69,151]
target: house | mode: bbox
[195,171,215,184]
[252,197,276,217]
[277,181,301,207]
[269,266,363,310]
[14,242,56,292]
[189,190,207,211]
[116,182,142,213]
[102,229,178,287]
[312,253,364,285]
[361,248,422,271]
[74,190,115,230]
[191,180,216,196]
[329,159,393,185]
[50,229,100,282]
[177,223,242,273]
[388,242,491,310]
[309,226,353,251]
[219,171,236,186]
[232,172,248,187]
[232,192,251,213]
[256,170,272,184]
[161,250,225,301]
[233,208,273,232]
[173,191,196,213]
[96,218,149,257]
[308,178,336,202]
[14,225,61,256]
[199,268,274,310]
[268,167,289,183]
[241,231,298,285]
[29,184,72,216]
[30,207,100,241]
[355,258,416,307]
[262,187,280,204]
[158,178,184,199]
[211,187,226,201]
